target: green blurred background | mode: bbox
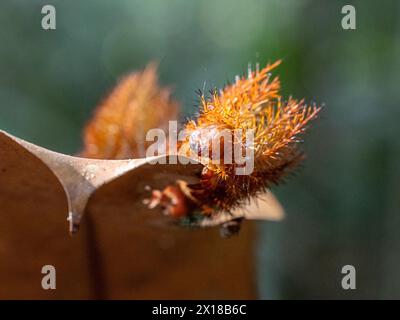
[0,0,399,299]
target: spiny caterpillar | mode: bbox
[145,61,320,235]
[81,63,179,159]
[82,61,320,236]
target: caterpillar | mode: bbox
[143,61,320,235]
